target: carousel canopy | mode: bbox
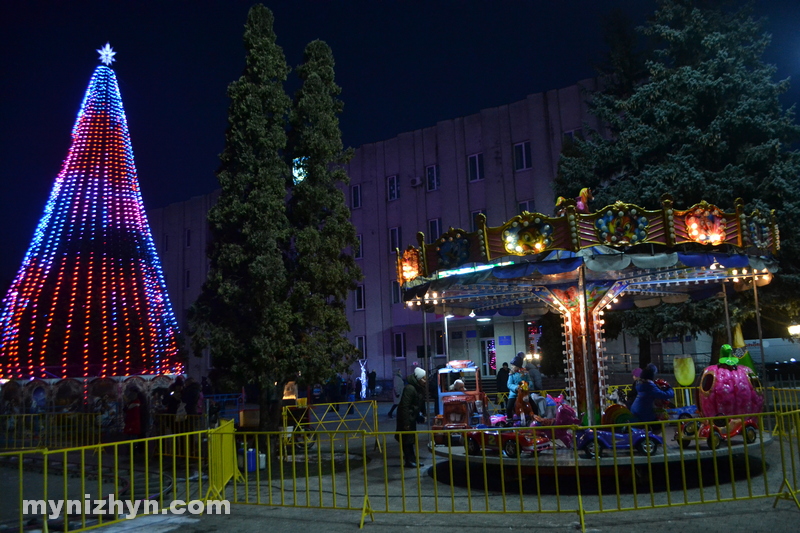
[399,196,778,316]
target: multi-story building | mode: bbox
[148,78,603,385]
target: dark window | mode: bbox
[393,333,406,358]
[518,200,535,214]
[355,335,366,357]
[389,227,402,254]
[355,285,365,310]
[351,185,362,209]
[514,141,532,171]
[471,210,486,232]
[391,280,402,304]
[428,218,442,243]
[468,153,484,182]
[387,175,400,201]
[426,165,440,191]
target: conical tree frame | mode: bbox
[0,65,182,378]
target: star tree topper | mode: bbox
[97,43,116,66]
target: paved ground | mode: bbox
[86,498,800,533]
[86,401,799,533]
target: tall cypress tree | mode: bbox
[286,40,362,385]
[556,0,800,358]
[189,5,294,429]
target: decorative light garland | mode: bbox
[0,50,182,379]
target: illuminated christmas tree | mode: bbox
[0,45,182,378]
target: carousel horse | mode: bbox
[514,382,536,424]
[555,187,593,216]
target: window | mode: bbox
[389,227,402,254]
[428,218,442,243]
[468,153,484,182]
[355,335,366,357]
[351,185,362,209]
[471,209,486,232]
[393,332,406,358]
[391,280,402,304]
[354,234,363,259]
[563,129,583,143]
[518,200,535,215]
[185,229,191,247]
[163,234,169,252]
[184,269,191,288]
[387,175,400,201]
[426,165,440,191]
[355,285,365,310]
[513,141,532,171]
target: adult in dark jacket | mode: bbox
[496,363,510,394]
[396,367,427,468]
[630,364,674,423]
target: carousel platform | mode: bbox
[431,425,774,473]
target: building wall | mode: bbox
[147,190,219,379]
[346,79,601,382]
[148,79,601,383]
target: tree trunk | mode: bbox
[710,329,727,367]
[638,336,651,368]
[258,383,282,431]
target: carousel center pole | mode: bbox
[578,263,596,425]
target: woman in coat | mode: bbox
[395,367,427,468]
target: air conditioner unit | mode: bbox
[410,177,423,187]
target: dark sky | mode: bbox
[1,1,798,287]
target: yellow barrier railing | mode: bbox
[7,390,800,533]
[206,419,241,501]
[5,429,211,533]
[282,400,378,434]
[154,414,206,458]
[0,413,100,450]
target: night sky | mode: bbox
[1,1,798,289]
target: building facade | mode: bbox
[148,79,604,384]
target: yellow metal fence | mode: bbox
[4,388,800,533]
[2,429,210,533]
[0,413,100,450]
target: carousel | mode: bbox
[397,193,778,425]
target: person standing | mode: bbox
[496,362,510,403]
[387,369,404,419]
[506,352,533,418]
[396,367,427,468]
[367,370,377,397]
[524,360,543,392]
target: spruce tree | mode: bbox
[189,5,294,429]
[556,0,800,361]
[286,40,363,387]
